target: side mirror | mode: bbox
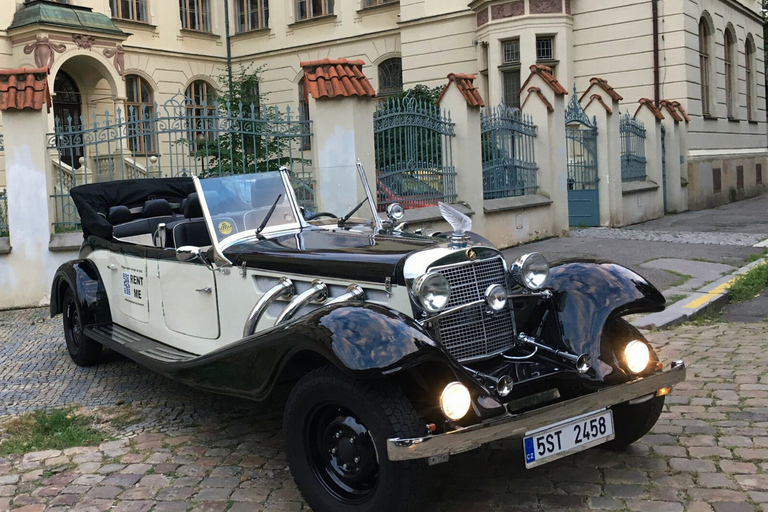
[176,245,202,262]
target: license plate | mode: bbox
[523,409,614,468]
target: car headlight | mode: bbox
[440,382,471,420]
[510,252,550,290]
[485,284,507,311]
[624,340,650,373]
[411,272,450,313]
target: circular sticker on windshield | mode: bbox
[218,221,233,235]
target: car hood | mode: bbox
[223,228,440,284]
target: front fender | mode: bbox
[50,260,111,326]
[547,261,665,380]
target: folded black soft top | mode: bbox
[70,177,195,240]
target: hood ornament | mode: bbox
[438,202,471,248]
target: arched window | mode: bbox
[186,80,217,149]
[746,37,755,121]
[724,27,736,119]
[126,75,155,154]
[698,18,711,117]
[378,57,403,96]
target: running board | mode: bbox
[85,324,197,363]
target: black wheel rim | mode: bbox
[65,299,82,351]
[305,403,379,504]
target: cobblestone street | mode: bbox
[1,307,768,511]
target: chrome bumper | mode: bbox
[387,361,686,462]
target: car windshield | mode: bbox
[198,172,299,244]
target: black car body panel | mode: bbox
[50,260,111,326]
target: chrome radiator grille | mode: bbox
[432,257,516,362]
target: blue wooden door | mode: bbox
[565,87,600,227]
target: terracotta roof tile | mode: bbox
[301,58,376,100]
[438,73,484,108]
[671,101,691,122]
[634,98,664,120]
[659,100,683,122]
[521,86,554,112]
[520,64,568,96]
[584,94,612,115]
[0,67,51,112]
[579,77,623,102]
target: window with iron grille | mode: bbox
[536,36,554,61]
[502,40,520,64]
[363,0,397,6]
[186,80,217,150]
[699,18,711,116]
[500,39,520,109]
[296,0,334,20]
[235,0,268,32]
[110,0,148,22]
[125,75,156,154]
[180,0,211,32]
[724,28,735,119]
[378,58,402,96]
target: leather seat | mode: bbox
[163,193,211,248]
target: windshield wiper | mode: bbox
[338,198,368,227]
[255,193,282,237]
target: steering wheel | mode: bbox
[305,211,338,221]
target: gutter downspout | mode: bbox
[224,0,234,98]
[652,0,660,107]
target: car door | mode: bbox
[110,252,150,325]
[157,258,220,340]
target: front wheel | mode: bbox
[62,288,101,367]
[284,366,424,512]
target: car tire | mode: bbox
[284,365,425,512]
[62,288,102,367]
[602,318,665,451]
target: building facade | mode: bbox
[0,0,765,209]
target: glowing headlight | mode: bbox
[510,252,550,290]
[440,382,471,420]
[411,273,450,313]
[624,340,651,373]
[485,284,507,311]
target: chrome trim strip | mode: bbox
[243,278,294,337]
[275,280,328,325]
[416,298,485,325]
[386,363,686,461]
[327,284,365,305]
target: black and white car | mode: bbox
[51,164,686,512]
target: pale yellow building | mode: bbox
[0,0,765,210]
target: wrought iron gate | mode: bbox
[565,86,599,227]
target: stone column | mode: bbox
[660,100,685,213]
[584,92,622,227]
[632,99,665,221]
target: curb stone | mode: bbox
[633,257,768,329]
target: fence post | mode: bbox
[630,99,665,222]
[581,78,623,227]
[519,66,569,237]
[437,74,484,231]
[0,67,76,308]
[659,100,685,213]
[301,59,377,215]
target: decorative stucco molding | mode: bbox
[23,36,66,69]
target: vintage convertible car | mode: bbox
[51,164,685,512]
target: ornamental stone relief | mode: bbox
[529,0,562,14]
[72,34,96,50]
[476,8,489,27]
[491,1,524,20]
[23,35,66,69]
[103,45,125,80]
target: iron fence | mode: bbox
[0,189,7,237]
[374,96,456,210]
[620,112,647,182]
[48,95,313,233]
[481,105,537,200]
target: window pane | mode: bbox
[503,40,519,64]
[110,0,119,17]
[378,58,403,95]
[502,70,521,109]
[179,0,187,28]
[263,1,269,27]
[136,0,147,21]
[536,37,553,60]
[311,0,323,16]
[201,0,210,31]
[297,0,307,20]
[121,0,132,18]
[126,75,139,102]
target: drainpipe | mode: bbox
[224,0,234,98]
[652,0,660,107]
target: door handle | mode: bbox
[196,287,212,294]
[107,264,117,271]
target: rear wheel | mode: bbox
[284,366,424,512]
[602,318,665,450]
[62,288,101,367]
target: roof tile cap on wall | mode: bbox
[519,64,568,96]
[0,67,51,112]
[659,99,683,122]
[520,86,554,112]
[438,73,485,108]
[671,101,691,122]
[584,93,612,115]
[579,77,623,102]
[300,58,376,100]
[635,98,665,120]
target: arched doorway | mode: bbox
[53,71,83,167]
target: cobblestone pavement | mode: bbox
[570,228,768,247]
[2,308,768,511]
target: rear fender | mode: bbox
[50,260,111,326]
[546,261,665,381]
